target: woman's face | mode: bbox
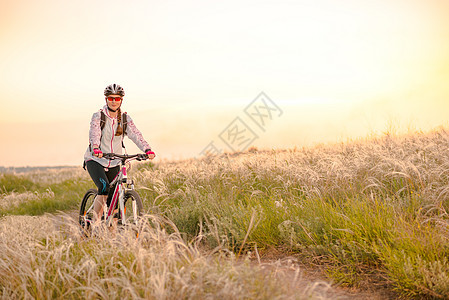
[105,94,122,111]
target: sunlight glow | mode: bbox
[1,0,449,166]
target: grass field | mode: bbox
[2,127,449,298]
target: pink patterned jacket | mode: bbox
[84,106,151,168]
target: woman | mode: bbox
[84,83,155,221]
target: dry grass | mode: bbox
[0,213,337,299]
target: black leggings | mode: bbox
[85,160,120,196]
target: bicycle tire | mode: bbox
[120,190,143,224]
[79,188,97,229]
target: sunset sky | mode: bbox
[1,0,449,167]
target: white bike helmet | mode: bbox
[104,83,125,97]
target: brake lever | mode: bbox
[137,154,147,161]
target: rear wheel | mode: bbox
[79,188,97,231]
[119,190,143,225]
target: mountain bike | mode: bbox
[79,153,148,233]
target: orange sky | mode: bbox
[1,0,449,167]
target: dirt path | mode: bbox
[53,211,397,299]
[253,253,396,299]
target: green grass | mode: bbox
[0,173,38,193]
[0,172,92,216]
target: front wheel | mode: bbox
[120,190,143,225]
[79,188,97,230]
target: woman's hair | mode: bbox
[115,107,124,136]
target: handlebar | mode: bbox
[102,153,149,162]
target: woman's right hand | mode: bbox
[93,148,103,158]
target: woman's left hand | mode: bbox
[145,150,156,160]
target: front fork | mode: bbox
[123,180,138,225]
[122,164,140,225]
[119,165,128,223]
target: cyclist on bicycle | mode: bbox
[84,83,155,222]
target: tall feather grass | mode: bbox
[0,214,330,299]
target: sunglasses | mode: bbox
[106,96,122,102]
